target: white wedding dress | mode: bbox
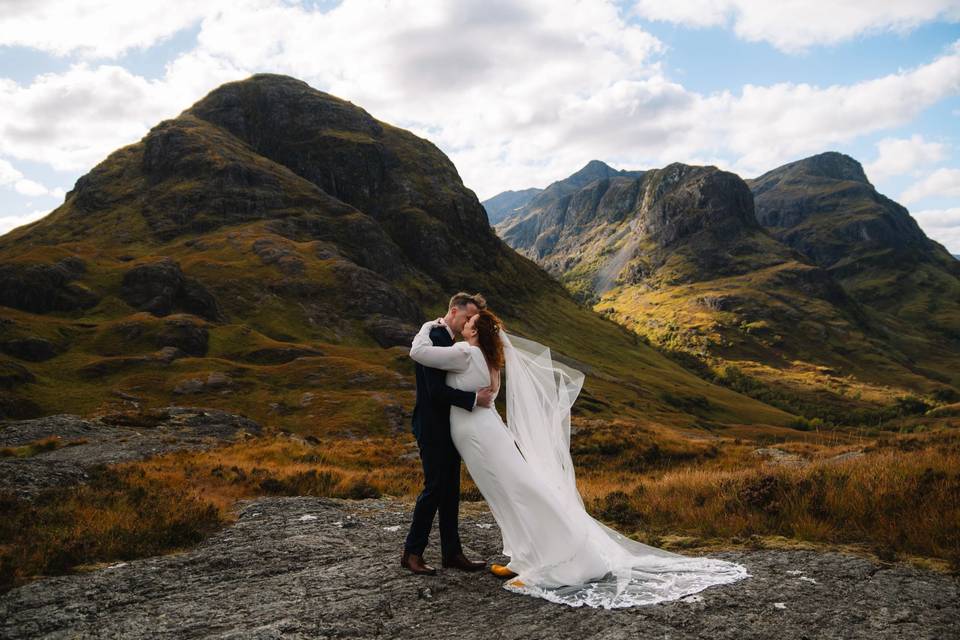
[409,321,750,608]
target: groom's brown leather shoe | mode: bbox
[401,550,437,575]
[442,551,486,571]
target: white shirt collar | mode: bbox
[438,317,455,340]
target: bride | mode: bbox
[409,309,750,609]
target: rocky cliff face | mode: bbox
[748,152,953,278]
[497,160,847,301]
[491,158,958,416]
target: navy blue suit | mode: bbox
[404,325,477,558]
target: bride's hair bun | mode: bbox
[474,309,505,368]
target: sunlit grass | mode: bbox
[3,421,958,591]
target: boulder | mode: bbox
[0,360,36,388]
[156,317,209,356]
[0,258,99,314]
[363,314,419,348]
[121,258,223,321]
[0,337,61,362]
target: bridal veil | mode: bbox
[499,330,750,608]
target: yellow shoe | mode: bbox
[490,564,517,578]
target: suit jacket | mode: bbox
[411,325,476,447]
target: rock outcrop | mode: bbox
[0,258,99,314]
[120,258,224,321]
[0,407,260,497]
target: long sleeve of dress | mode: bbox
[409,321,471,372]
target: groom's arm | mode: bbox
[424,365,476,412]
[422,325,476,411]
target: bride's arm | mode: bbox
[409,320,471,373]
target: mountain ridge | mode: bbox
[0,73,792,432]
[488,153,960,420]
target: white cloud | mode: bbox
[0,0,958,205]
[0,58,246,171]
[0,0,216,58]
[0,158,21,184]
[0,209,52,236]
[865,134,948,182]
[901,167,960,204]
[13,178,49,196]
[717,44,960,178]
[182,1,960,195]
[911,206,960,252]
[631,0,960,53]
[0,157,57,197]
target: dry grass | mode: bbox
[580,428,960,570]
[0,436,86,458]
[0,466,223,591]
[2,423,958,592]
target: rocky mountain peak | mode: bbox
[568,159,615,182]
[799,152,870,184]
[187,74,384,147]
[755,151,871,187]
[638,163,760,248]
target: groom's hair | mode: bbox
[449,291,486,310]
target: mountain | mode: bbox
[482,188,542,225]
[488,160,645,232]
[492,160,957,421]
[747,152,960,387]
[0,74,793,433]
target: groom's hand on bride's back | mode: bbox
[476,387,494,408]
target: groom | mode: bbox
[401,292,494,575]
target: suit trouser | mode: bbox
[404,436,463,558]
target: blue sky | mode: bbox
[1,0,959,252]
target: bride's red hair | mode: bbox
[474,309,505,369]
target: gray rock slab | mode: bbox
[1,496,957,639]
[0,407,261,497]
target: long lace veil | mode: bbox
[498,330,749,608]
[499,330,586,511]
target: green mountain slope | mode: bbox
[0,74,793,434]
[748,152,960,389]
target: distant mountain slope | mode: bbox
[482,188,542,225]
[492,159,958,421]
[0,74,792,433]
[493,160,645,252]
[747,152,960,387]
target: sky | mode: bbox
[1,0,959,253]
